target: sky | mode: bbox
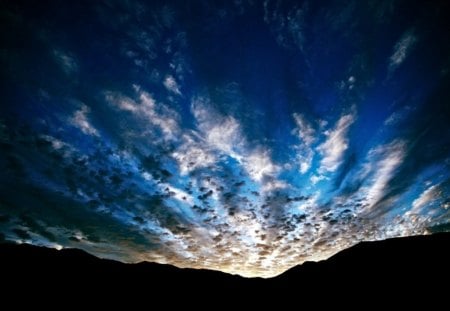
[0,0,449,277]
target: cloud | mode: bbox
[191,95,280,184]
[159,183,195,205]
[4,0,450,279]
[261,178,288,193]
[163,75,182,95]
[293,113,315,146]
[310,174,326,185]
[292,113,315,173]
[263,0,308,51]
[70,105,99,137]
[245,149,281,183]
[360,140,406,211]
[389,30,417,71]
[204,117,243,160]
[171,134,216,175]
[410,184,441,214]
[104,87,180,140]
[317,113,355,173]
[191,97,243,159]
[191,97,242,160]
[52,49,78,75]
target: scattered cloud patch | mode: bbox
[70,105,99,137]
[163,75,182,95]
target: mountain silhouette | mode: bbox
[1,233,449,303]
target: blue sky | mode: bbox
[0,0,449,277]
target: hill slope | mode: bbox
[1,233,449,300]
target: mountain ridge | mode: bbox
[1,233,449,300]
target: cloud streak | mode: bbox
[317,113,356,174]
[104,86,180,141]
[389,30,417,72]
[70,105,99,137]
[292,113,315,173]
[411,184,441,214]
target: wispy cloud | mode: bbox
[310,174,326,185]
[410,184,441,214]
[191,95,280,185]
[204,117,243,160]
[245,149,281,182]
[70,105,99,136]
[163,75,182,95]
[52,49,78,75]
[104,86,180,140]
[317,113,355,173]
[191,97,244,160]
[389,30,417,72]
[171,133,216,175]
[361,140,406,211]
[292,113,315,173]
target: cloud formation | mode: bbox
[317,113,355,174]
[70,105,99,137]
[389,30,417,72]
[1,0,449,278]
[292,113,315,173]
[411,184,441,214]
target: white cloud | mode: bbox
[293,113,315,145]
[191,96,281,184]
[384,111,400,126]
[317,113,355,173]
[245,149,281,182]
[310,174,326,185]
[206,117,243,160]
[53,49,78,75]
[191,96,244,161]
[384,106,412,126]
[163,75,181,95]
[261,179,288,193]
[362,140,406,210]
[70,105,99,136]
[38,135,74,158]
[389,30,417,71]
[410,184,441,214]
[292,113,316,173]
[104,88,179,140]
[160,183,195,205]
[171,96,247,176]
[139,91,179,138]
[39,135,66,150]
[171,133,216,175]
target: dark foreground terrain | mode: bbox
[1,233,449,303]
